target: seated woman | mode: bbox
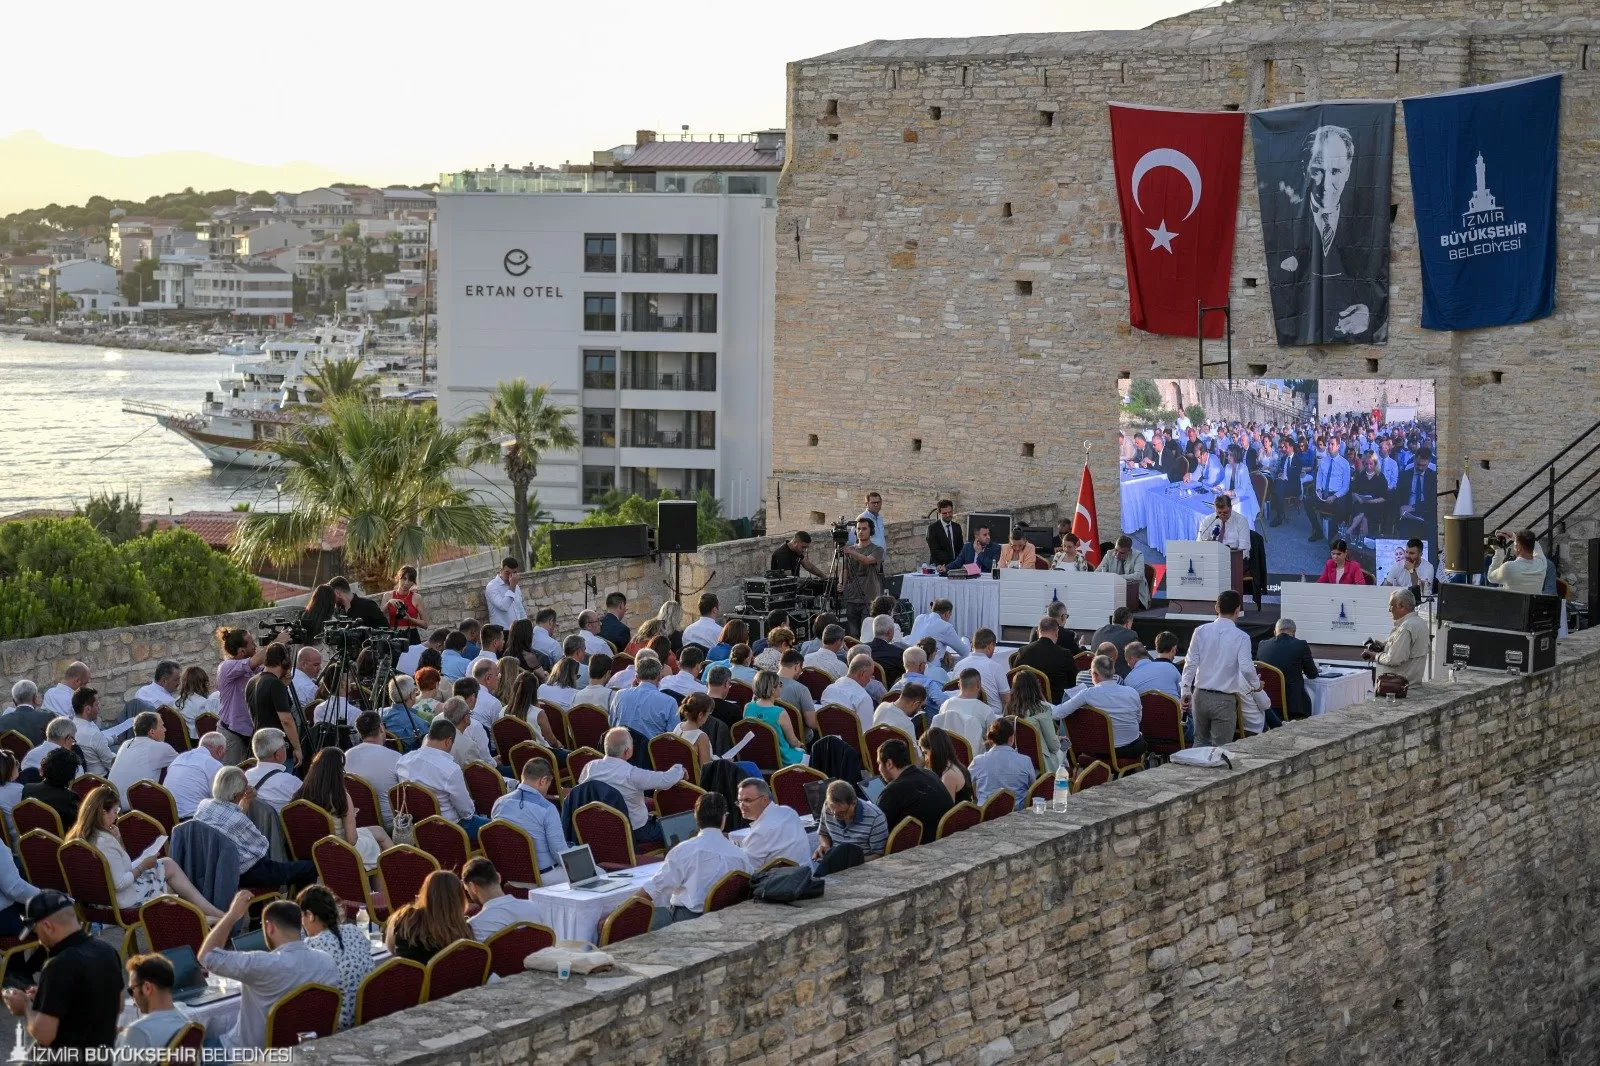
[67,785,224,921]
[1220,445,1261,527]
[742,671,805,767]
[384,869,474,966]
[21,748,81,831]
[920,727,975,804]
[0,751,23,843]
[1346,455,1389,542]
[412,667,444,719]
[1316,539,1366,585]
[707,620,749,665]
[293,748,393,869]
[505,670,566,766]
[623,618,663,658]
[505,618,547,674]
[174,667,219,740]
[676,693,754,775]
[382,675,429,750]
[536,657,582,711]
[727,645,758,685]
[298,883,374,1031]
[1050,534,1092,572]
[1004,671,1061,774]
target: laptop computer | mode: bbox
[861,776,887,802]
[658,811,698,851]
[802,778,829,820]
[229,928,266,953]
[557,844,632,892]
[161,945,233,1006]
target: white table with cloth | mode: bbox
[1305,668,1374,717]
[1141,484,1252,555]
[899,573,999,641]
[1119,470,1169,536]
[526,863,662,943]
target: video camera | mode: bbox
[257,616,309,645]
[830,517,853,547]
[323,619,410,655]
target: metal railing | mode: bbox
[620,312,716,334]
[619,370,715,392]
[620,254,714,275]
[618,428,716,450]
[1475,419,1600,558]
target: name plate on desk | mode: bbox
[1166,541,1233,599]
[1280,582,1396,648]
[997,569,1122,629]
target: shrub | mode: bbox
[120,528,264,620]
[0,518,165,638]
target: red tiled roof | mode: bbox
[170,511,347,551]
[257,577,311,604]
[619,141,781,171]
[1,255,53,267]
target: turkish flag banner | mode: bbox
[1072,462,1102,567]
[1110,103,1245,338]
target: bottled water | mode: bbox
[1053,762,1071,812]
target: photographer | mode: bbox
[246,644,303,772]
[769,532,828,582]
[383,565,426,637]
[1487,529,1549,594]
[298,576,388,641]
[839,518,884,634]
[216,626,290,766]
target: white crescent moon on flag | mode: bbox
[1130,148,1203,220]
[1075,503,1093,523]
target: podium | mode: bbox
[996,569,1123,636]
[1165,540,1244,615]
[1280,582,1397,659]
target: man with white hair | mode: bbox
[819,656,877,735]
[1362,588,1430,684]
[889,646,950,712]
[40,662,89,718]
[0,682,51,748]
[108,712,178,806]
[193,767,316,889]
[578,727,684,847]
[468,658,502,731]
[435,695,490,768]
[164,732,227,818]
[243,728,300,812]
[21,716,78,777]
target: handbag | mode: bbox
[1375,672,1409,699]
[390,788,415,846]
[750,865,825,904]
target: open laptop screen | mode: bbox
[803,779,828,819]
[658,811,698,850]
[559,844,600,886]
[159,945,204,992]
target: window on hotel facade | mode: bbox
[583,293,616,331]
[582,408,615,447]
[582,466,615,504]
[727,175,766,196]
[582,350,616,389]
[584,233,616,272]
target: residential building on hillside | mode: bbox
[108,218,181,269]
[436,128,783,522]
[152,253,209,308]
[190,261,293,325]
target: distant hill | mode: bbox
[0,131,353,217]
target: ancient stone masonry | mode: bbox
[771,0,1600,594]
[297,626,1600,1066]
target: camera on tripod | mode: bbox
[323,620,410,655]
[257,616,308,645]
[830,518,852,546]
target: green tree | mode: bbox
[339,222,361,240]
[0,518,165,638]
[120,528,264,619]
[231,398,497,585]
[303,357,376,406]
[74,491,146,545]
[1126,378,1161,411]
[1185,404,1206,425]
[459,379,578,567]
[120,259,157,305]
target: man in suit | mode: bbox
[1012,617,1079,703]
[1266,438,1301,528]
[925,499,963,568]
[1152,435,1186,483]
[1095,536,1150,609]
[1256,617,1319,721]
[950,526,1000,574]
[0,681,53,747]
[867,616,906,687]
[1395,446,1438,548]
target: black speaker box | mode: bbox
[1437,582,1560,632]
[549,524,650,564]
[657,500,698,553]
[1588,538,1600,620]
[1441,514,1484,574]
[967,512,1011,546]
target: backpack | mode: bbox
[750,865,825,905]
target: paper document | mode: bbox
[718,732,754,761]
[137,836,168,865]
[102,718,137,742]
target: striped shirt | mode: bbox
[818,798,889,859]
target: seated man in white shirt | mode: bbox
[906,600,971,663]
[819,657,878,735]
[682,594,724,650]
[529,608,565,665]
[21,715,78,779]
[930,668,993,754]
[132,661,182,712]
[40,662,89,718]
[733,778,812,870]
[660,647,708,699]
[578,727,684,848]
[462,857,548,940]
[108,711,179,806]
[873,685,925,747]
[395,718,489,841]
[467,660,503,731]
[242,728,301,812]
[952,628,1010,714]
[801,625,850,680]
[396,629,447,677]
[344,712,403,829]
[163,732,227,819]
[1380,538,1436,592]
[575,611,612,656]
[635,793,752,927]
[289,647,323,709]
[436,691,492,768]
[570,652,615,712]
[1054,655,1147,764]
[68,690,111,779]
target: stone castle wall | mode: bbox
[299,625,1600,1066]
[770,0,1600,594]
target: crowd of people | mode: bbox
[0,528,1453,1057]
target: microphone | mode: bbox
[1211,523,1223,542]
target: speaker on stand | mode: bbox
[1441,514,1484,577]
[657,500,699,606]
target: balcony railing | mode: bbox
[584,254,616,273]
[619,371,715,392]
[620,254,714,275]
[618,428,716,450]
[620,312,716,334]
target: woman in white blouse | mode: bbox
[297,884,374,1030]
[0,752,23,842]
[536,657,581,712]
[66,785,223,920]
[174,667,220,739]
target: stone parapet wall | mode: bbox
[299,626,1600,1066]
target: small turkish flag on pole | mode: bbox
[1110,103,1245,338]
[1072,461,1102,567]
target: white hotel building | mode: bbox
[435,130,781,523]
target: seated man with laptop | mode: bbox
[630,793,753,929]
[196,892,339,1050]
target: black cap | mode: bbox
[21,890,74,935]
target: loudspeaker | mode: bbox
[549,524,650,564]
[657,500,698,553]
[1588,538,1600,620]
[967,512,1011,546]
[1437,582,1560,632]
[1441,514,1484,574]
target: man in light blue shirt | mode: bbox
[489,759,567,877]
[609,658,678,737]
[889,646,951,712]
[440,631,474,682]
[1188,444,1225,490]
[849,491,887,550]
[1377,440,1400,492]
[1123,640,1182,701]
[1308,447,1352,543]
[907,601,971,662]
[968,718,1039,805]
[531,608,565,666]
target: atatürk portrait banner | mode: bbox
[1250,101,1395,347]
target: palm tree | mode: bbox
[232,398,497,585]
[303,357,376,406]
[459,379,578,566]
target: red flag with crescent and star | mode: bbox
[1110,103,1246,338]
[1072,460,1102,567]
